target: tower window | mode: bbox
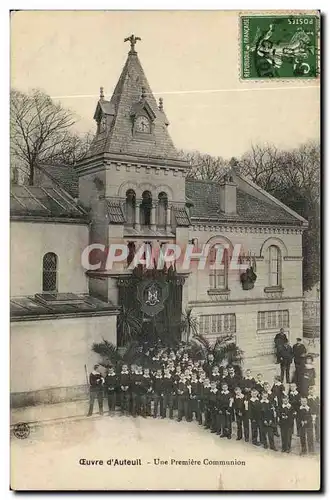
[125,189,136,225]
[157,192,168,228]
[141,191,152,226]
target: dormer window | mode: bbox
[135,115,151,133]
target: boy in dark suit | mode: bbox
[232,386,249,442]
[259,391,277,451]
[118,363,130,415]
[307,387,320,444]
[87,364,104,416]
[277,395,294,453]
[297,397,314,455]
[247,388,261,446]
[218,382,232,439]
[104,366,117,415]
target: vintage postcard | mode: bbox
[10,10,321,491]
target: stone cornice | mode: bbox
[189,296,304,307]
[190,223,304,235]
[76,152,188,175]
[284,256,304,261]
[10,308,120,322]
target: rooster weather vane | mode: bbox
[124,34,141,54]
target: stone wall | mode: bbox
[10,315,117,407]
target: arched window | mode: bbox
[268,245,281,287]
[209,246,229,290]
[42,252,58,293]
[157,192,168,228]
[141,190,152,226]
[125,189,136,225]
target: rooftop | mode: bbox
[185,178,304,225]
[10,293,119,321]
[10,185,87,222]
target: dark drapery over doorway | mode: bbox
[117,266,184,347]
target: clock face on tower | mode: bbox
[135,115,150,133]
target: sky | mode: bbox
[10,10,320,159]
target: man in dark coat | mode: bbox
[293,338,307,382]
[87,364,104,416]
[278,340,293,384]
[274,328,288,363]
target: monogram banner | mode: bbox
[136,280,169,317]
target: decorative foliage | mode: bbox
[180,308,199,344]
[188,334,244,376]
[117,305,142,344]
[92,339,144,368]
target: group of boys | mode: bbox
[88,345,320,456]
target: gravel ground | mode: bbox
[11,413,320,491]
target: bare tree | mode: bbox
[237,143,282,193]
[179,149,228,182]
[10,88,91,185]
[237,141,320,292]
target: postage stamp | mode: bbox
[240,13,320,79]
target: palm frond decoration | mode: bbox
[122,340,141,365]
[91,338,119,366]
[117,305,142,345]
[192,333,212,353]
[180,308,199,344]
[187,342,205,360]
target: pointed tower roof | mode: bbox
[89,36,181,163]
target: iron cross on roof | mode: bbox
[124,34,141,54]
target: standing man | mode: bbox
[278,339,293,384]
[293,337,307,383]
[87,364,104,416]
[274,328,288,363]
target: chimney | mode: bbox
[219,174,237,215]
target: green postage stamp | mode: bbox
[241,13,320,79]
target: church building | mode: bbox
[10,36,308,407]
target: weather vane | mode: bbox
[124,34,141,54]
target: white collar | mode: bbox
[155,375,162,379]
[282,404,291,408]
[143,375,150,378]
[274,382,282,386]
[300,405,310,410]
[121,371,129,374]
[210,388,218,393]
[164,374,171,378]
[92,371,100,375]
[235,394,244,399]
[245,376,253,380]
[290,390,298,395]
[221,390,229,395]
[261,399,269,404]
[250,397,258,402]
